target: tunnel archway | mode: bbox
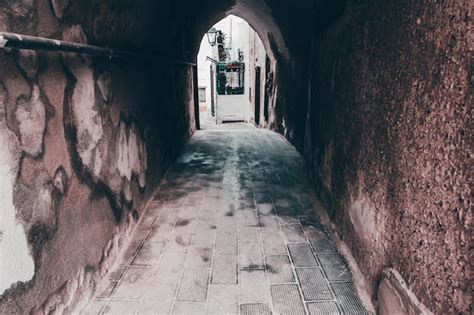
[1,0,469,313]
[195,14,277,127]
[178,0,294,133]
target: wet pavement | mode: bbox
[83,123,369,314]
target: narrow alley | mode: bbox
[84,125,368,314]
[0,1,470,314]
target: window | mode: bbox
[198,87,206,102]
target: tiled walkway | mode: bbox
[83,124,370,314]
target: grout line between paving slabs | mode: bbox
[303,201,348,315]
[200,190,216,314]
[255,189,277,315]
[273,198,310,315]
[169,193,196,314]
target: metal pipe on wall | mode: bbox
[0,32,196,66]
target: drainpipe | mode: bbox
[0,32,195,66]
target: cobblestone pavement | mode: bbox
[83,124,370,315]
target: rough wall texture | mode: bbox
[0,0,195,313]
[1,0,470,313]
[304,0,472,313]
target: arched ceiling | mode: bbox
[180,0,290,62]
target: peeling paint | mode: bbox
[117,121,147,188]
[0,169,35,295]
[53,166,68,195]
[62,26,104,177]
[33,211,139,314]
[0,83,34,295]
[15,85,46,157]
[97,71,113,102]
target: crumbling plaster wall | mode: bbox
[304,0,472,313]
[0,0,195,313]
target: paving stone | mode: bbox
[184,244,212,268]
[147,224,174,242]
[107,265,127,282]
[215,232,237,255]
[266,255,295,284]
[238,210,259,227]
[318,253,352,282]
[174,216,199,233]
[102,300,140,314]
[163,233,192,254]
[277,213,301,226]
[173,302,206,315]
[133,230,150,244]
[256,203,274,215]
[192,227,216,245]
[82,127,367,314]
[81,299,106,315]
[132,242,165,265]
[282,224,307,242]
[207,285,238,314]
[307,301,341,315]
[240,303,272,315]
[259,215,281,234]
[110,266,153,299]
[153,254,186,283]
[262,232,288,256]
[270,284,306,315]
[125,239,144,254]
[331,282,369,314]
[307,228,336,253]
[239,242,264,269]
[95,281,117,299]
[273,199,292,209]
[176,269,209,301]
[310,238,336,253]
[298,215,322,229]
[237,200,255,210]
[156,211,180,226]
[240,269,270,304]
[138,283,177,314]
[211,254,237,284]
[239,226,261,244]
[288,243,318,267]
[295,268,333,300]
[121,249,138,267]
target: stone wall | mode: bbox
[0,0,195,313]
[304,0,472,313]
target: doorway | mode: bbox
[254,66,261,125]
[263,56,271,123]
